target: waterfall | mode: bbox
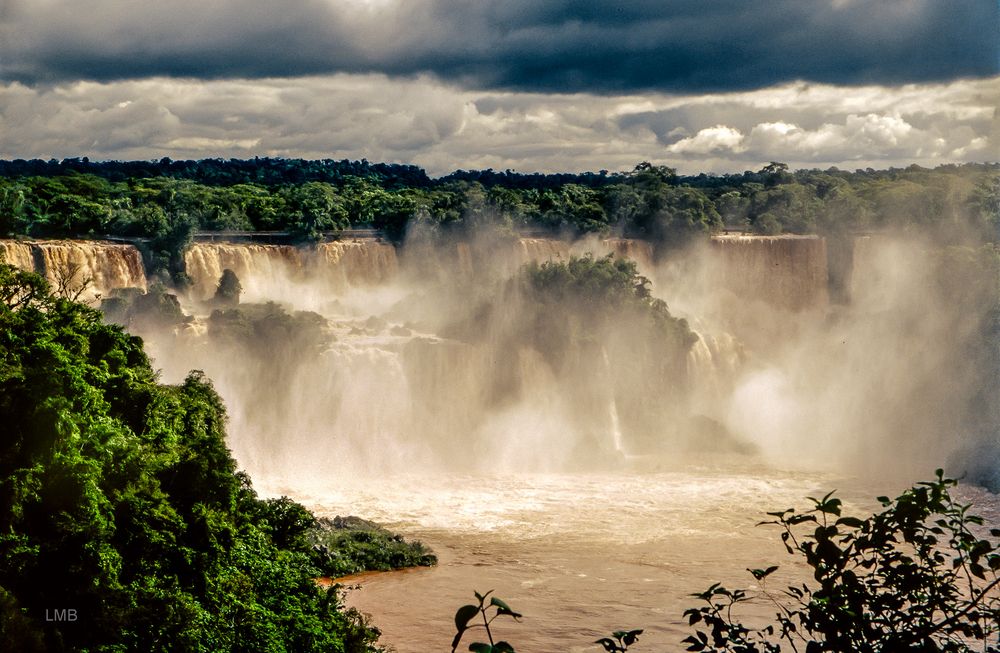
[184,240,400,303]
[0,241,35,272]
[0,239,146,299]
[686,329,745,412]
[184,243,304,301]
[599,238,654,270]
[517,238,572,264]
[314,240,399,289]
[708,234,829,311]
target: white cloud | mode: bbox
[666,125,745,155]
[0,75,996,175]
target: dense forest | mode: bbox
[0,159,996,249]
[0,263,435,652]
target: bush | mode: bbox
[307,516,437,577]
[683,471,1000,652]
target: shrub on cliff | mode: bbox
[0,263,380,652]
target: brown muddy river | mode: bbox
[277,466,998,652]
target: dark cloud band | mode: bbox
[1,0,997,92]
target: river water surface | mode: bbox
[265,465,1000,652]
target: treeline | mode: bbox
[0,159,996,254]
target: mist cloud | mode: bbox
[1,1,996,92]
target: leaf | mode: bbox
[622,629,643,646]
[748,565,779,580]
[455,604,479,632]
[493,642,515,653]
[474,589,493,605]
[836,517,864,528]
[490,597,522,619]
[595,638,620,652]
[468,644,493,653]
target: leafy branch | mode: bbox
[452,590,522,653]
[682,470,1000,652]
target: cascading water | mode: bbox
[184,240,401,305]
[0,239,147,299]
[184,242,304,301]
[0,240,35,272]
[708,234,830,311]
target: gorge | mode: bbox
[2,231,997,650]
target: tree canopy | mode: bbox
[0,263,385,652]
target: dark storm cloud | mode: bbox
[1,0,996,92]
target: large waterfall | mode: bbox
[708,234,830,311]
[134,235,710,483]
[0,239,146,299]
[3,232,991,484]
[184,240,400,302]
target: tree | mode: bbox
[283,181,349,241]
[0,264,382,652]
[683,471,1000,652]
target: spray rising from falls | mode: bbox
[65,230,996,490]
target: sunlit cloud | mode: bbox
[1,75,995,175]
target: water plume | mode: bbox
[11,226,988,491]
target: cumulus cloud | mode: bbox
[667,126,746,155]
[0,74,995,175]
[0,1,996,93]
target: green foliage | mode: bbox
[524,254,696,360]
[452,590,522,653]
[596,629,644,652]
[207,302,329,358]
[1,160,994,250]
[0,264,383,652]
[682,471,1000,652]
[283,181,350,241]
[100,284,188,331]
[306,516,437,577]
[538,184,610,233]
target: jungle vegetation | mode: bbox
[0,263,435,652]
[0,159,995,248]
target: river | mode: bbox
[267,466,1000,652]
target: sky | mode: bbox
[0,0,997,175]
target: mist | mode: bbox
[105,225,999,492]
